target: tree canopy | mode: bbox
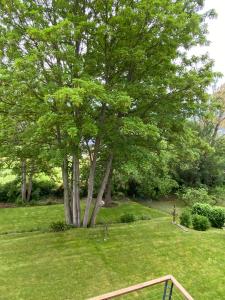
[0,0,217,226]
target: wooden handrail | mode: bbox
[170,275,194,300]
[88,274,194,300]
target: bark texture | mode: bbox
[62,157,72,224]
[27,173,33,202]
[104,168,113,207]
[72,154,81,227]
[90,154,113,226]
[83,137,100,227]
[21,160,27,202]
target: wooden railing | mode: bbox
[88,274,194,300]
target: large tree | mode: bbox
[0,0,215,226]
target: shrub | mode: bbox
[180,209,192,228]
[209,207,225,228]
[52,185,64,198]
[15,198,25,206]
[191,203,225,229]
[32,180,57,200]
[49,221,69,232]
[192,215,210,231]
[120,213,136,223]
[179,187,213,207]
[46,200,54,205]
[0,179,20,202]
[0,178,58,203]
[191,203,212,219]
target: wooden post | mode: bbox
[172,204,177,224]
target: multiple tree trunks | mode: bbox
[21,160,34,202]
[60,139,113,228]
[21,150,113,226]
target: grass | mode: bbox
[0,200,165,234]
[146,196,186,214]
[0,200,225,299]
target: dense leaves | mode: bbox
[180,209,192,228]
[192,202,225,228]
[192,214,210,231]
[0,0,218,225]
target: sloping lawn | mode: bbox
[0,202,225,299]
[0,200,165,234]
[146,197,186,214]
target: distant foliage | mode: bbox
[180,209,192,228]
[0,179,58,203]
[211,186,225,205]
[115,149,178,200]
[0,179,20,202]
[179,187,213,207]
[120,213,136,223]
[32,180,58,200]
[49,221,69,232]
[192,215,210,231]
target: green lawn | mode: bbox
[146,196,186,214]
[0,201,225,299]
[0,200,165,234]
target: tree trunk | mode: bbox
[21,160,27,202]
[104,168,113,207]
[90,154,113,227]
[62,157,72,225]
[83,137,100,227]
[26,163,34,202]
[27,173,33,202]
[72,154,81,227]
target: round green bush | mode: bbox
[120,213,136,223]
[49,221,69,232]
[209,207,225,228]
[191,203,225,228]
[191,203,212,219]
[192,215,210,231]
[180,209,192,228]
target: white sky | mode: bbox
[203,0,225,81]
